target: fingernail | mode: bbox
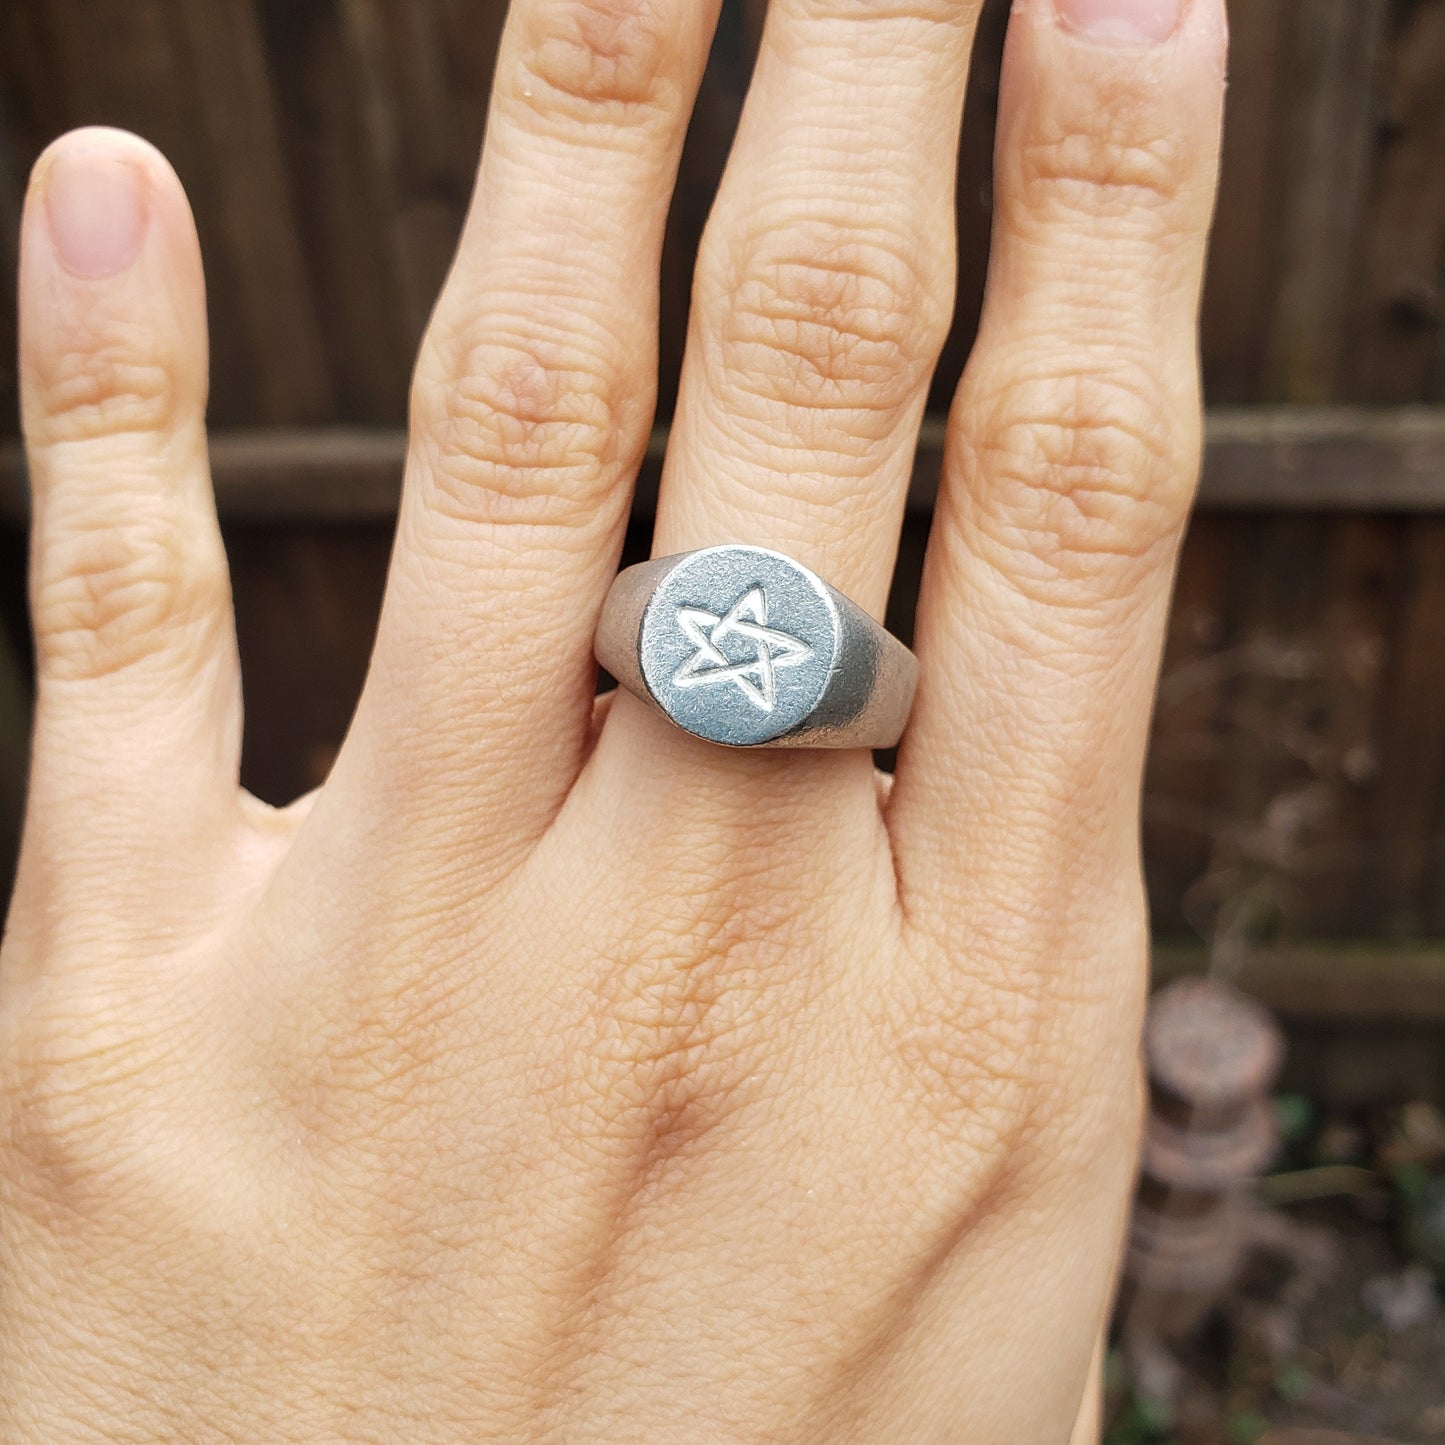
[43,144,149,279]
[1053,0,1186,45]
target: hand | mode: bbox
[0,0,1226,1438]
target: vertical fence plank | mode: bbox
[1199,0,1289,404]
[1261,0,1390,403]
[0,106,27,438]
[1197,1,1393,947]
[254,0,416,421]
[0,3,67,436]
[1215,518,1337,939]
[1345,0,1445,403]
[1376,518,1445,932]
[1312,516,1398,933]
[1144,515,1238,935]
[170,0,336,423]
[336,0,499,347]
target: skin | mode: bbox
[0,0,1226,1439]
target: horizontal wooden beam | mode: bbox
[0,407,1443,524]
[1193,407,1445,510]
[1151,940,1445,1025]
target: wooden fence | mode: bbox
[0,0,1444,960]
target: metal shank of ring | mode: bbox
[595,545,919,750]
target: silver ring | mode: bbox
[595,544,919,749]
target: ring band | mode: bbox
[595,544,919,749]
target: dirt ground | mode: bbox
[1105,1105,1445,1445]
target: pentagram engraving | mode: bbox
[671,586,813,713]
[638,545,839,745]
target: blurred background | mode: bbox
[0,0,1442,1439]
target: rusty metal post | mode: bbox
[1119,975,1286,1404]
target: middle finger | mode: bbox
[649,0,981,620]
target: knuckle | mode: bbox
[411,329,638,533]
[269,994,447,1161]
[571,890,801,1179]
[0,982,152,1218]
[889,897,1149,1159]
[26,332,188,449]
[883,938,1041,1145]
[959,361,1196,596]
[704,218,949,430]
[1028,1035,1147,1184]
[587,953,738,1168]
[1012,905,1151,1165]
[512,0,681,122]
[32,510,229,683]
[1011,110,1191,228]
[0,978,242,1244]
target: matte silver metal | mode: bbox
[595,544,919,748]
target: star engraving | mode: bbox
[671,586,813,713]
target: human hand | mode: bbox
[0,0,1226,1438]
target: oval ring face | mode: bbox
[638,545,840,746]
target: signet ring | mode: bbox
[594,545,919,749]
